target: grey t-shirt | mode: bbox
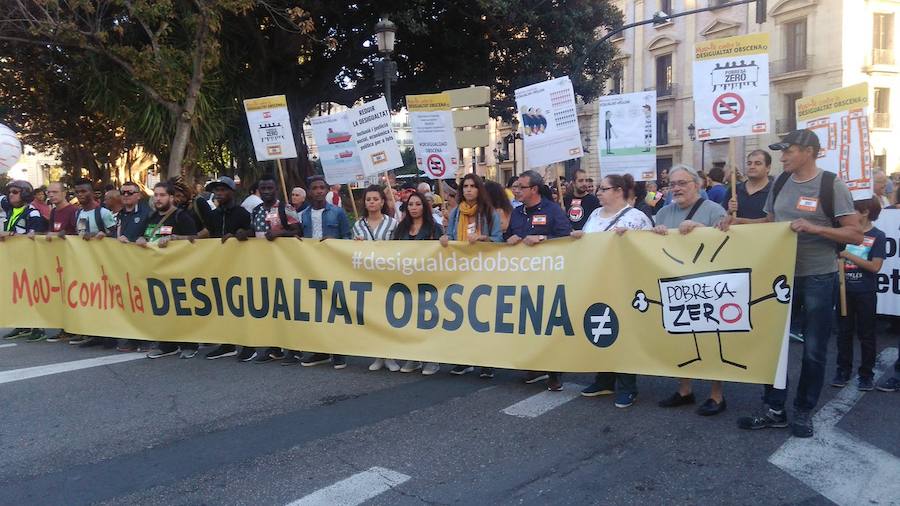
[764,170,855,277]
[655,199,726,229]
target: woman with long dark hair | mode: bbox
[393,192,443,375]
[484,180,514,233]
[440,174,503,377]
[353,185,400,372]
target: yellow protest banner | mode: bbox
[1,223,796,384]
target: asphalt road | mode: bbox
[0,326,898,506]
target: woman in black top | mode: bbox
[392,192,443,375]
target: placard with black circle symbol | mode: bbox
[583,302,619,348]
[712,93,744,125]
[426,154,446,178]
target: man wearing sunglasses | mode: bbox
[115,182,151,243]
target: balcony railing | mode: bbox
[873,113,891,129]
[873,48,895,66]
[644,84,678,98]
[771,55,813,75]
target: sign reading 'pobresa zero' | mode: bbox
[243,95,298,161]
[407,93,459,180]
[350,97,404,176]
[693,33,770,140]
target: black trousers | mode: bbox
[837,291,877,379]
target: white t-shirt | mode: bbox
[310,208,325,239]
[241,194,263,214]
[582,206,653,234]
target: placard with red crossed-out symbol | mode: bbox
[712,93,745,125]
[426,154,447,178]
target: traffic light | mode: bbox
[756,0,767,24]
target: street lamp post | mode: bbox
[374,16,398,109]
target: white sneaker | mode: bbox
[384,359,400,372]
[369,358,385,371]
[422,362,440,375]
[400,360,422,373]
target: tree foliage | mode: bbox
[0,0,622,185]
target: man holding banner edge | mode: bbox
[721,129,862,438]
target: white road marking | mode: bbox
[287,467,411,506]
[769,347,900,506]
[0,343,17,349]
[0,354,145,385]
[501,383,583,418]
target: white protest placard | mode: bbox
[693,33,770,140]
[598,91,657,181]
[243,95,298,161]
[514,76,583,168]
[310,111,365,185]
[350,97,403,176]
[875,208,900,316]
[657,269,753,334]
[407,93,459,180]
[796,83,874,200]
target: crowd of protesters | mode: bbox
[1,129,899,439]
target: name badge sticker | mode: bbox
[796,196,818,212]
[532,214,548,226]
[159,226,174,236]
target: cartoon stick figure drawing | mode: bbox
[631,236,791,369]
[604,111,616,154]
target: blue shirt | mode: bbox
[300,203,351,239]
[115,204,151,242]
[506,197,572,240]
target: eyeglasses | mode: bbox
[121,190,138,196]
[597,186,615,192]
[520,184,536,190]
[669,180,695,188]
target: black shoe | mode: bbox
[791,409,814,438]
[3,328,32,340]
[547,373,563,391]
[658,392,696,408]
[237,348,257,362]
[737,408,788,430]
[696,398,727,416]
[301,353,331,367]
[206,345,237,359]
[255,350,276,363]
[78,336,103,348]
[479,367,494,379]
[147,348,181,359]
[450,365,474,375]
[281,354,302,366]
[332,355,347,369]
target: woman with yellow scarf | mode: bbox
[439,173,503,378]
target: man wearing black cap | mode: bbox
[723,129,862,438]
[203,176,256,361]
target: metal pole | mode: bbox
[383,56,393,110]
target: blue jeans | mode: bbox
[593,372,637,395]
[763,273,836,412]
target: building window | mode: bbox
[782,92,802,133]
[657,112,669,145]
[874,155,887,171]
[659,0,672,15]
[655,54,673,96]
[874,88,891,129]
[784,19,807,72]
[657,157,673,183]
[609,67,623,95]
[873,13,895,65]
